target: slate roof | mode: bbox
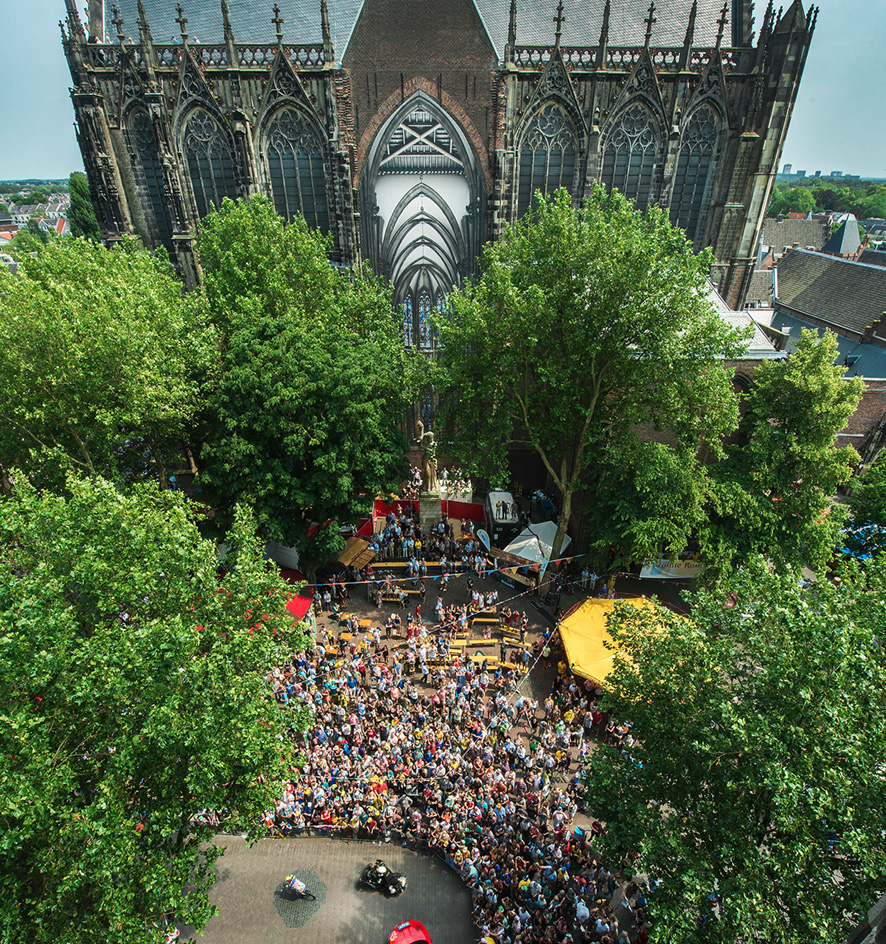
[858,249,886,269]
[746,268,774,306]
[706,282,783,359]
[774,250,886,337]
[822,215,861,256]
[761,217,828,254]
[109,0,736,61]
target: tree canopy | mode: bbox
[0,477,310,944]
[702,330,863,577]
[585,559,886,944]
[195,197,412,575]
[67,170,100,240]
[435,186,746,564]
[0,236,216,489]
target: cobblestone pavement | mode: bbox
[179,836,476,944]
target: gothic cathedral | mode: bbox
[62,0,815,339]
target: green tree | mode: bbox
[195,197,411,577]
[849,453,886,527]
[435,186,746,564]
[702,330,863,576]
[0,237,216,489]
[585,558,886,944]
[7,219,54,257]
[767,184,816,217]
[67,170,100,239]
[0,477,310,944]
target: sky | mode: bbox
[0,0,883,181]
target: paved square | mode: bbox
[181,836,476,944]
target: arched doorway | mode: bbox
[359,92,484,351]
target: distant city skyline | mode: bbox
[0,0,883,181]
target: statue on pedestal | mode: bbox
[414,420,439,494]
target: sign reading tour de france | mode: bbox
[640,558,705,580]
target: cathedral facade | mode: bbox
[62,0,815,335]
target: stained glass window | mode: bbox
[601,103,661,213]
[517,103,577,217]
[669,107,719,243]
[266,109,329,233]
[418,290,433,350]
[402,294,414,347]
[183,109,238,217]
[128,110,173,250]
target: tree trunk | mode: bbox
[550,487,573,566]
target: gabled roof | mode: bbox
[858,249,886,269]
[111,0,739,63]
[822,215,861,256]
[774,250,886,337]
[761,217,827,253]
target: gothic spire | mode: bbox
[220,0,234,42]
[111,3,126,46]
[715,0,729,48]
[272,2,284,47]
[175,2,188,46]
[64,0,87,42]
[596,0,611,69]
[507,0,517,52]
[553,0,564,48]
[321,0,334,62]
[643,2,656,49]
[680,0,697,70]
[137,0,158,80]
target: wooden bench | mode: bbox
[470,616,499,625]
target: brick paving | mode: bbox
[180,836,476,944]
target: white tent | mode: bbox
[502,520,571,565]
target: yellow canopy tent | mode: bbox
[558,597,657,686]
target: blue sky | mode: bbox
[0,0,883,180]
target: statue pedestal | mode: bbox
[419,489,442,536]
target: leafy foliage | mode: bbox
[195,197,411,574]
[0,237,216,489]
[848,452,886,529]
[0,477,310,944]
[7,219,55,257]
[67,171,100,240]
[585,559,886,944]
[767,180,886,220]
[702,330,863,576]
[435,186,746,564]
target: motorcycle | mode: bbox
[360,858,407,897]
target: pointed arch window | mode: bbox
[183,109,238,217]
[265,109,329,233]
[517,103,577,217]
[418,290,433,350]
[127,110,173,250]
[601,103,661,213]
[670,106,719,243]
[402,294,414,347]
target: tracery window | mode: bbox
[128,110,173,250]
[402,294,414,347]
[183,109,238,217]
[418,290,433,350]
[669,107,719,243]
[600,103,661,213]
[266,109,329,233]
[517,103,577,217]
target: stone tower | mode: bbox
[62,0,815,314]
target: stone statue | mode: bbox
[415,420,439,493]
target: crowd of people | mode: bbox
[399,465,473,501]
[263,513,649,944]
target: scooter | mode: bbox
[360,858,407,897]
